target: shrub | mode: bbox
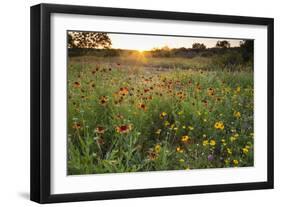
[212,51,244,71]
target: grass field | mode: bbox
[67,55,254,175]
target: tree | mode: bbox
[150,46,171,57]
[240,40,253,53]
[192,43,206,49]
[68,32,112,49]
[240,40,254,63]
[161,46,170,51]
[215,40,231,48]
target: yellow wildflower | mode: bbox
[202,140,209,146]
[234,111,241,118]
[236,87,241,93]
[178,111,184,115]
[181,135,190,143]
[209,139,216,146]
[160,112,167,119]
[230,136,237,142]
[227,148,232,155]
[176,147,184,153]
[155,129,161,135]
[242,147,249,154]
[164,120,170,126]
[154,144,161,153]
[233,159,239,165]
[214,121,224,130]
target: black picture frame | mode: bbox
[30,3,274,204]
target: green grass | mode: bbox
[67,56,254,175]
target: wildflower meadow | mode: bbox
[67,32,254,175]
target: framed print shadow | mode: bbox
[30,3,274,203]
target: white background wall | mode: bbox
[0,0,279,206]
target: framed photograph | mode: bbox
[30,3,274,203]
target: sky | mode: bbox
[108,33,242,51]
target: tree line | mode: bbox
[68,32,253,65]
[68,31,252,50]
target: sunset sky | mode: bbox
[108,33,242,51]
